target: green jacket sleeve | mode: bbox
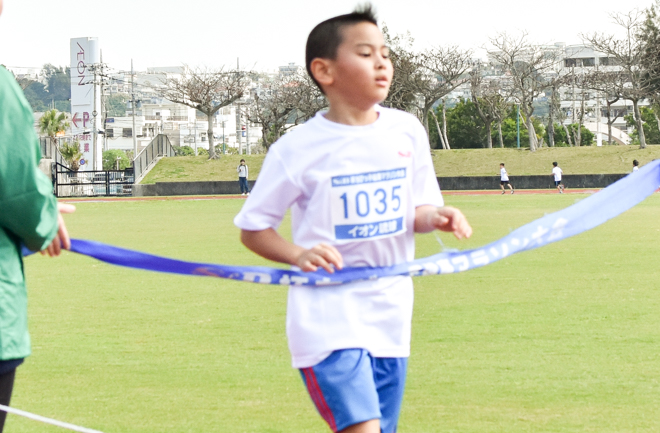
[0,66,59,252]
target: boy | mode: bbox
[237,159,249,195]
[633,159,640,172]
[499,163,514,194]
[552,161,564,193]
[234,6,471,433]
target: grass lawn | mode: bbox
[141,146,660,184]
[13,193,660,432]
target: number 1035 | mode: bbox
[339,186,402,219]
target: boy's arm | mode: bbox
[241,228,343,273]
[414,205,472,239]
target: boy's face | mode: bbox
[326,22,393,107]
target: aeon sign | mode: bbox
[70,37,100,170]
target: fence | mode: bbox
[54,163,134,197]
[133,134,175,182]
[39,137,67,167]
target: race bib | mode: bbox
[330,168,407,241]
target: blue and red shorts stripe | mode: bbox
[299,349,407,433]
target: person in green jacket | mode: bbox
[0,2,75,428]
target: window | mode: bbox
[599,57,620,66]
[106,128,114,138]
[122,128,132,138]
[582,58,595,67]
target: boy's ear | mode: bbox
[310,58,334,89]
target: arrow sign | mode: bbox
[72,112,81,128]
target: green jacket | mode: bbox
[0,66,59,360]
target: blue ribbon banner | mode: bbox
[24,160,660,286]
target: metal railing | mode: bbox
[54,163,134,197]
[133,134,175,182]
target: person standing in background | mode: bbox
[237,159,249,196]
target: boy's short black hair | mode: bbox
[305,4,378,93]
[633,159,639,166]
[553,161,558,167]
[500,163,505,166]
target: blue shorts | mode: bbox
[299,349,408,433]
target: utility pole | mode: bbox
[92,64,98,170]
[595,55,602,146]
[131,59,137,160]
[100,50,107,152]
[236,103,242,154]
[245,106,250,155]
[221,109,226,155]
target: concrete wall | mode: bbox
[133,180,256,196]
[438,173,627,190]
[134,174,627,197]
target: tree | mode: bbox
[625,106,660,144]
[382,27,421,113]
[248,72,327,149]
[488,32,561,151]
[42,64,71,112]
[382,27,472,136]
[583,10,658,148]
[640,1,660,135]
[102,149,131,170]
[161,66,247,159]
[640,1,660,98]
[104,93,129,117]
[442,99,487,149]
[414,46,473,135]
[39,109,69,143]
[498,108,546,148]
[22,81,49,112]
[470,64,511,148]
[60,141,83,171]
[582,70,625,145]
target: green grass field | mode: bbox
[141,146,660,184]
[14,193,660,432]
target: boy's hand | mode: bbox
[41,203,76,257]
[415,205,472,239]
[296,243,343,273]
[431,206,472,239]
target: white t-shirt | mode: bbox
[552,166,563,181]
[633,166,639,172]
[234,106,443,368]
[237,164,248,178]
[500,167,509,181]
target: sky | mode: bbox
[0,0,657,74]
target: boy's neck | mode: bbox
[323,100,379,126]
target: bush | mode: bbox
[102,149,131,170]
[174,145,196,156]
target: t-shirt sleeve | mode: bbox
[411,120,443,208]
[233,147,302,231]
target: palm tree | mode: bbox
[39,109,70,144]
[59,141,83,171]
